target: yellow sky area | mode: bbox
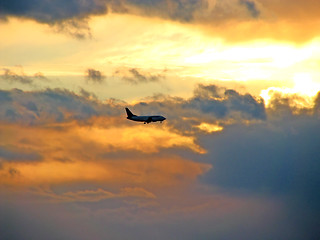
[1,13,320,102]
[198,18,320,44]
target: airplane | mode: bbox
[125,107,166,124]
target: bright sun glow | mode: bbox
[293,73,320,96]
[260,72,320,108]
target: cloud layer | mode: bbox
[0,85,319,239]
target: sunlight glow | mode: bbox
[260,72,320,108]
[293,73,320,96]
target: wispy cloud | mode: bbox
[1,68,48,85]
[115,68,164,84]
[1,68,33,85]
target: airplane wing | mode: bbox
[145,116,152,123]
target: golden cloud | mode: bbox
[0,120,210,189]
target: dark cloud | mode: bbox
[190,84,266,119]
[0,0,263,38]
[0,0,108,38]
[0,88,122,125]
[0,0,199,23]
[2,0,320,43]
[199,110,320,239]
[124,0,263,22]
[131,0,201,21]
[0,84,264,136]
[85,68,105,84]
[0,0,108,23]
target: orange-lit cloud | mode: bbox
[0,116,210,190]
[75,124,206,153]
[0,157,210,188]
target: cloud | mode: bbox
[1,0,319,42]
[0,0,264,38]
[0,88,122,125]
[116,68,164,84]
[128,84,266,135]
[0,85,320,239]
[0,85,266,136]
[85,68,105,84]
[199,104,320,238]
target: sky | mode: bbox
[0,0,320,239]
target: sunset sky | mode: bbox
[1,1,320,239]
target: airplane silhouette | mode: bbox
[125,108,166,124]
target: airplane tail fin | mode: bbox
[125,108,135,119]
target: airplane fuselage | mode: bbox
[125,107,166,124]
[128,115,166,123]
